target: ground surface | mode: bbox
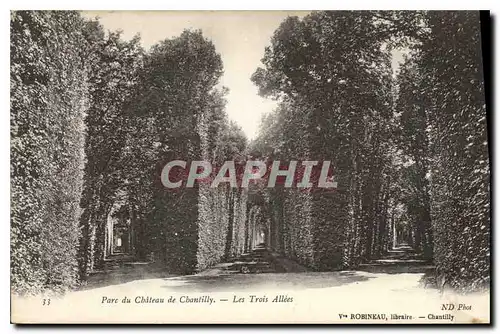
[12,246,490,324]
[13,266,489,324]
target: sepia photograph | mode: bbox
[9,9,491,324]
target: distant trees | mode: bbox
[395,55,433,259]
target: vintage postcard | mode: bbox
[10,10,490,324]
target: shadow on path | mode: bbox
[77,245,435,292]
[358,245,435,275]
[159,271,373,292]
[78,262,175,291]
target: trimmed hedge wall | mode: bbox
[281,190,315,267]
[423,12,490,291]
[197,186,248,270]
[11,11,88,294]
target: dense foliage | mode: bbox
[251,11,489,290]
[78,21,144,279]
[392,11,489,291]
[11,12,249,293]
[395,55,434,260]
[252,12,395,269]
[11,11,89,294]
[420,12,489,291]
[11,10,489,294]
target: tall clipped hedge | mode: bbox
[421,12,489,291]
[11,11,88,294]
[123,30,249,274]
[11,12,250,291]
[77,21,143,279]
[197,92,249,270]
[251,11,489,293]
[251,12,395,270]
[389,11,489,291]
